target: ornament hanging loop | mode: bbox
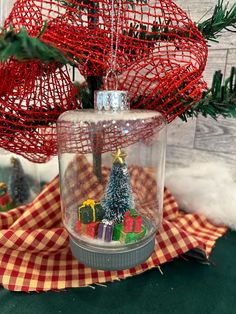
[96,65,129,113]
[104,0,121,90]
[94,0,128,113]
[105,68,118,90]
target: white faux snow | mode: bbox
[165,161,236,230]
[37,157,59,182]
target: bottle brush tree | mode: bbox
[9,157,30,206]
[102,149,135,223]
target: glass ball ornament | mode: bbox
[57,91,166,270]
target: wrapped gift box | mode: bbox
[75,220,99,238]
[112,224,123,241]
[113,224,147,244]
[97,219,114,242]
[121,227,146,244]
[77,199,104,224]
[0,185,13,212]
[124,209,142,233]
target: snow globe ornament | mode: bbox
[57,90,166,270]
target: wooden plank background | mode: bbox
[167,0,236,175]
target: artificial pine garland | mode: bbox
[2,1,236,63]
[0,26,73,64]
[198,0,236,43]
[0,0,235,120]
[1,0,235,61]
[180,67,236,121]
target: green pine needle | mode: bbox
[197,0,236,43]
[0,0,235,123]
[179,67,236,121]
[0,27,73,65]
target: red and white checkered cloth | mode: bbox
[0,158,227,292]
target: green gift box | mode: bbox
[77,199,105,224]
[113,224,123,241]
[113,224,147,244]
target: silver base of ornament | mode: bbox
[94,90,129,112]
[69,235,155,271]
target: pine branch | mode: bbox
[197,0,236,43]
[179,67,236,121]
[1,0,235,124]
[2,1,235,67]
[0,27,73,65]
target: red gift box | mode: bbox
[75,220,99,238]
[124,210,142,233]
[0,193,11,206]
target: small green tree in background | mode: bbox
[9,157,30,206]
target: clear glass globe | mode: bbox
[57,108,166,270]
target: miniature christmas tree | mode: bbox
[102,149,134,223]
[9,157,30,206]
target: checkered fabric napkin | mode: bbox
[0,156,227,292]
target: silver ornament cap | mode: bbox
[94,90,129,112]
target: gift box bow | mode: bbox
[102,219,114,226]
[78,199,102,223]
[125,209,138,217]
[81,199,96,210]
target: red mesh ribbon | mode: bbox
[5,0,207,119]
[57,113,164,155]
[1,0,208,162]
[0,60,78,163]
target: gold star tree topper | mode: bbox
[112,148,127,165]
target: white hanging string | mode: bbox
[106,0,122,89]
